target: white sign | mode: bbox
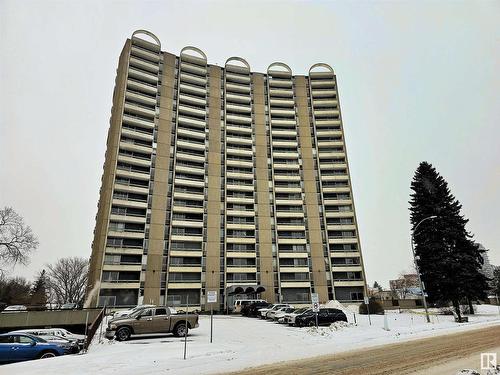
[364,297,369,305]
[312,302,320,312]
[311,293,319,304]
[207,291,217,304]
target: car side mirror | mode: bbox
[30,341,36,346]
[135,315,141,319]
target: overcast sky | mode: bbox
[0,0,498,288]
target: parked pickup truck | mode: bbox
[105,306,199,341]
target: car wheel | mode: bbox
[39,351,57,359]
[308,320,316,327]
[173,323,188,337]
[115,327,131,341]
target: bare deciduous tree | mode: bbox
[0,207,38,271]
[46,257,89,305]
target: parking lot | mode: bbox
[1,305,499,375]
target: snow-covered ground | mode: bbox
[2,305,499,375]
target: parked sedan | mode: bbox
[1,305,27,313]
[284,307,311,325]
[0,333,66,363]
[266,305,293,320]
[273,307,296,323]
[258,304,290,319]
[11,328,85,349]
[295,308,347,327]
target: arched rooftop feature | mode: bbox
[131,29,161,49]
[309,63,334,74]
[180,46,207,61]
[225,57,251,72]
[267,62,292,77]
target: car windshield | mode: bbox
[293,307,308,314]
[128,309,144,318]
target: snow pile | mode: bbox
[303,321,353,337]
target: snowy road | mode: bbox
[1,305,499,375]
[227,325,500,375]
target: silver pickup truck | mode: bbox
[106,306,199,341]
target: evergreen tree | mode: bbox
[30,270,48,309]
[409,162,488,318]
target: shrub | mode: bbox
[359,299,384,315]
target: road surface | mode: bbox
[224,325,500,375]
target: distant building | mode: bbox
[478,243,495,281]
[389,274,420,299]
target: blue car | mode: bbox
[0,333,66,363]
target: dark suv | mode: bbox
[242,302,270,317]
[295,308,347,327]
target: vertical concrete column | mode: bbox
[143,53,175,304]
[87,41,131,305]
[295,76,329,303]
[206,66,222,310]
[253,73,275,303]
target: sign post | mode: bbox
[364,296,371,326]
[207,291,217,344]
[183,295,189,360]
[311,293,319,328]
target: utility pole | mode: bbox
[411,215,438,324]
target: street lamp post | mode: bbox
[411,215,437,324]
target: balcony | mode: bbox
[226,72,251,84]
[226,82,250,95]
[176,139,206,152]
[121,127,153,142]
[178,104,206,119]
[113,183,149,195]
[226,103,251,115]
[100,281,140,289]
[173,188,204,201]
[122,114,154,129]
[131,46,160,63]
[331,265,363,272]
[125,90,156,107]
[172,205,204,214]
[268,79,293,89]
[167,282,202,289]
[310,80,335,88]
[177,115,206,129]
[179,94,206,108]
[226,113,251,125]
[117,154,151,169]
[107,230,144,239]
[180,62,207,77]
[226,92,251,105]
[176,127,206,141]
[279,266,309,273]
[180,73,206,87]
[129,56,159,74]
[124,102,155,119]
[333,280,365,287]
[119,141,152,155]
[176,152,205,164]
[109,213,146,224]
[280,281,311,288]
[102,264,142,272]
[269,88,293,98]
[128,67,158,85]
[127,79,157,96]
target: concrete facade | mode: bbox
[87,30,367,311]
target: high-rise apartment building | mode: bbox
[87,30,367,310]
